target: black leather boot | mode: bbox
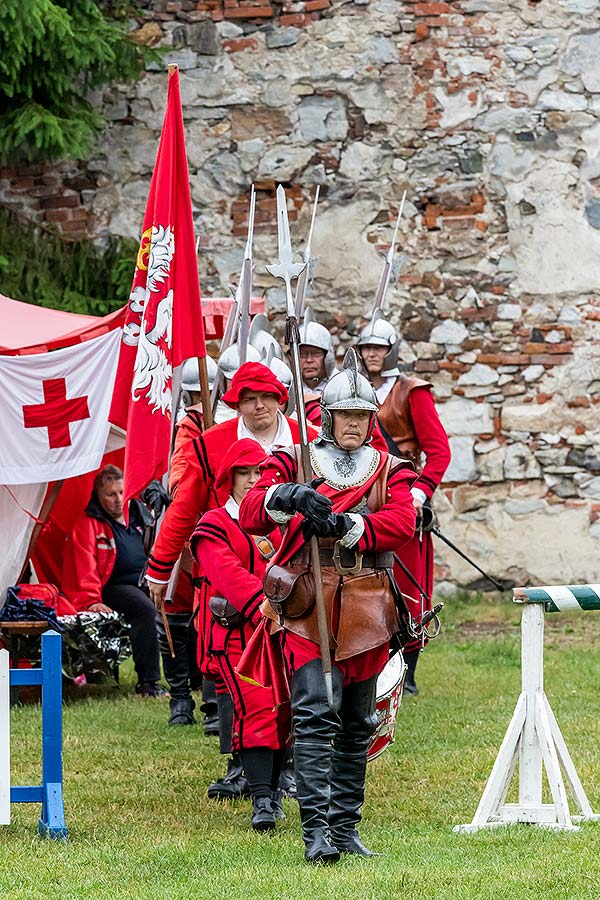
[251,796,276,831]
[156,613,196,724]
[277,745,296,798]
[291,659,344,865]
[168,698,195,725]
[329,675,379,857]
[207,753,250,800]
[402,649,419,696]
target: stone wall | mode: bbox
[3,0,600,588]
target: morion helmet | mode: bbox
[299,307,336,378]
[319,349,377,444]
[264,346,295,417]
[249,313,283,360]
[181,356,217,393]
[217,343,261,381]
[357,308,400,377]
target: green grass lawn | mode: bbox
[2,593,600,900]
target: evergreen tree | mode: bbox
[0,1,148,164]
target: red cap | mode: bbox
[215,438,267,496]
[221,361,289,409]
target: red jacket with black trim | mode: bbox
[147,415,317,584]
[191,506,278,654]
[239,446,416,565]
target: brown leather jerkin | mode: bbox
[376,375,432,470]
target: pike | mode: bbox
[237,185,256,366]
[267,184,335,708]
[210,282,240,415]
[370,190,407,316]
[294,185,320,320]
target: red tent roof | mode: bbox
[0,293,265,356]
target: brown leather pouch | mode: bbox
[263,564,316,619]
[208,595,242,628]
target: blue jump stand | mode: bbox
[10,629,68,840]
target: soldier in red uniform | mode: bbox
[357,311,451,694]
[146,361,316,795]
[240,353,416,863]
[191,438,289,832]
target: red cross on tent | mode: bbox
[22,378,90,449]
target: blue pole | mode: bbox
[38,630,68,840]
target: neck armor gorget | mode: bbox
[309,441,380,490]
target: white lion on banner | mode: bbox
[130,224,175,416]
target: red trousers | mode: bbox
[280,630,389,687]
[214,631,290,752]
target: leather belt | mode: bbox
[291,546,393,572]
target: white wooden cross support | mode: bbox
[455,594,600,833]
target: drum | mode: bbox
[367,650,407,762]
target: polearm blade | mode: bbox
[371,189,407,316]
[238,185,256,365]
[266,185,334,708]
[294,185,320,320]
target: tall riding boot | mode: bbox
[291,659,343,864]
[403,648,420,696]
[156,612,195,725]
[329,675,378,856]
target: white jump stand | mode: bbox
[455,588,600,833]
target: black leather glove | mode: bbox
[302,513,355,542]
[267,479,332,525]
[141,480,171,518]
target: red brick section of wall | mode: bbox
[152,0,331,26]
[231,181,303,237]
[0,165,91,240]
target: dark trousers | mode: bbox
[102,584,161,685]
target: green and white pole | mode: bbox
[455,584,600,833]
[514,584,600,613]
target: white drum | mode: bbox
[368,651,407,762]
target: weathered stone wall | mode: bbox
[3,0,600,588]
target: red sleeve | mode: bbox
[239,450,299,535]
[192,513,264,625]
[168,411,202,494]
[147,434,213,581]
[61,517,103,611]
[357,465,416,553]
[409,387,451,499]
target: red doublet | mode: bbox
[385,384,451,644]
[147,415,315,584]
[239,446,416,685]
[191,507,288,751]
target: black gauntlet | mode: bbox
[267,482,332,525]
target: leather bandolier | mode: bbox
[262,455,405,661]
[376,375,432,470]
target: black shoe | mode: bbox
[403,679,419,696]
[334,830,378,857]
[203,711,220,736]
[207,756,250,800]
[271,790,286,821]
[251,796,276,832]
[304,828,340,864]
[135,681,169,698]
[168,698,195,726]
[278,761,297,799]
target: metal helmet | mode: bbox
[217,343,261,381]
[249,313,283,360]
[299,307,336,378]
[264,346,296,416]
[181,356,217,392]
[357,309,400,377]
[320,349,378,444]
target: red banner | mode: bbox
[109,66,206,513]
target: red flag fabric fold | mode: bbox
[109,66,206,512]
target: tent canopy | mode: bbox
[0,293,265,356]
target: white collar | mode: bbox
[237,410,292,453]
[374,376,396,405]
[225,496,239,520]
